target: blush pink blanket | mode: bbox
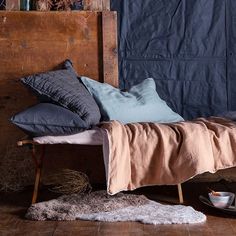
[101,118,236,195]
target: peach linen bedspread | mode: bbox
[101,117,236,195]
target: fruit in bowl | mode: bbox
[208,191,235,208]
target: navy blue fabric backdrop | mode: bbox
[111,0,236,120]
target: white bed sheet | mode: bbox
[33,128,103,145]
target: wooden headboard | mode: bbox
[0,11,118,181]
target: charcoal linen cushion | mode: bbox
[11,103,88,137]
[81,77,184,124]
[21,60,101,126]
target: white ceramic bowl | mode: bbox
[208,192,235,208]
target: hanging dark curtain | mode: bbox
[111,0,236,120]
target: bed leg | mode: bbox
[31,145,45,204]
[177,184,184,204]
[32,166,41,204]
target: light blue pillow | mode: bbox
[81,77,184,124]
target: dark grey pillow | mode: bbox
[21,60,101,126]
[11,103,88,137]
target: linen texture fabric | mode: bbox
[21,60,101,126]
[11,103,88,137]
[81,77,184,124]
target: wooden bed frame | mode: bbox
[0,10,183,204]
[16,138,183,205]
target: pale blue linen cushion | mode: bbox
[80,77,184,124]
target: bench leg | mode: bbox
[177,183,184,204]
[32,166,42,204]
[31,145,45,204]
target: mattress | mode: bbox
[33,128,103,145]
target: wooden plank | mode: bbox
[83,0,99,10]
[102,0,110,10]
[5,0,20,10]
[0,11,101,80]
[102,11,118,87]
[83,0,110,11]
[2,182,236,235]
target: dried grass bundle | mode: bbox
[0,144,34,192]
[48,169,92,194]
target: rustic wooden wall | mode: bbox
[0,10,118,184]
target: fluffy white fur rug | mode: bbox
[26,191,206,224]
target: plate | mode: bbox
[199,195,236,216]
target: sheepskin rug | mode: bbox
[26,191,206,224]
